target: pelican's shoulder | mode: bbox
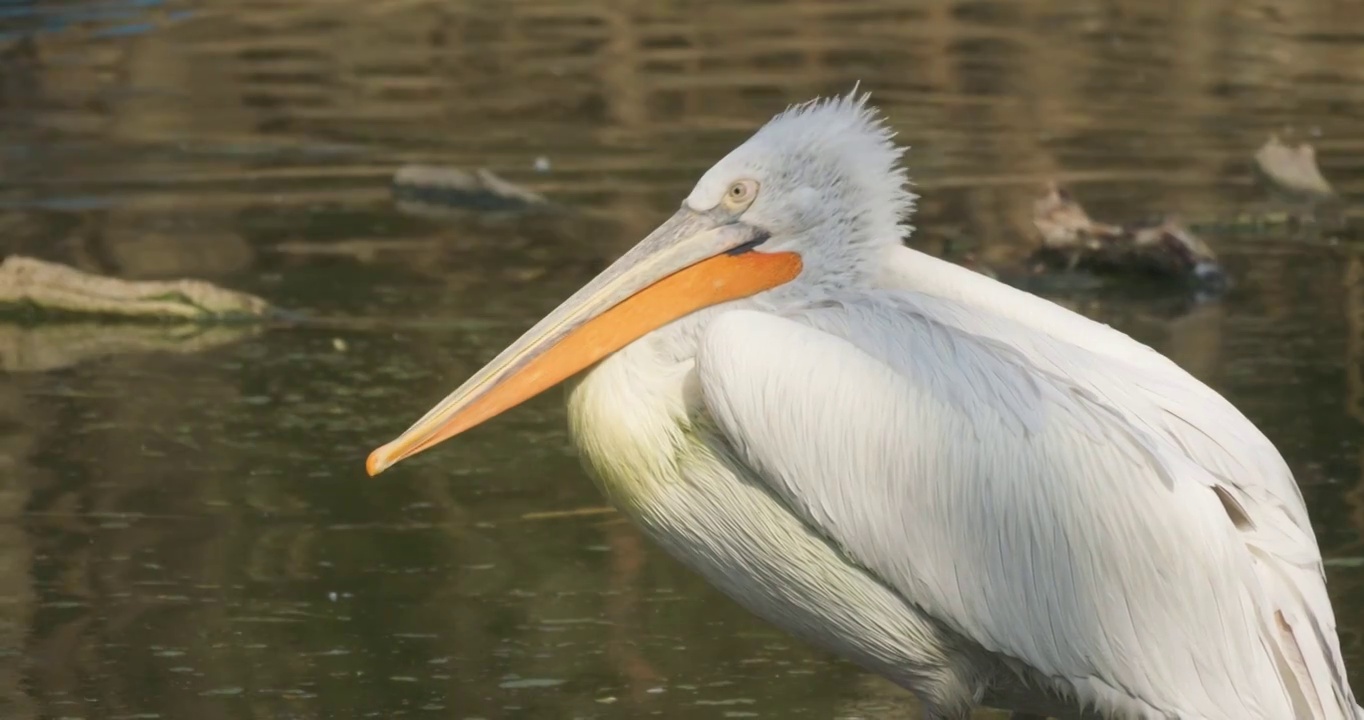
[866,243,1313,531]
[873,244,1180,371]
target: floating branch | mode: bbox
[0,256,273,321]
[1030,183,1227,288]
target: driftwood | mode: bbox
[0,257,273,371]
[0,256,272,321]
[1030,184,1227,288]
[391,165,548,218]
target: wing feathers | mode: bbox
[696,298,1358,718]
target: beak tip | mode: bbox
[365,447,392,477]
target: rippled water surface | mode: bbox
[2,0,1364,717]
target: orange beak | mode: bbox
[366,207,802,476]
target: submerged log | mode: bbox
[0,256,272,321]
[1030,184,1227,288]
[391,165,548,217]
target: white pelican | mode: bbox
[366,93,1362,719]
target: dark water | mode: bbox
[1,0,1363,717]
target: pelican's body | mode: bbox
[369,94,1362,719]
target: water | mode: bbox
[1,0,1363,717]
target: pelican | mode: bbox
[366,93,1362,719]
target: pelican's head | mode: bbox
[687,91,915,274]
[367,90,914,476]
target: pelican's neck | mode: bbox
[561,241,881,513]
[564,320,705,514]
[873,244,1031,314]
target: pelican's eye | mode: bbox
[722,179,759,211]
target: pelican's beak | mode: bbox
[366,206,803,476]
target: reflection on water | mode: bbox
[1,0,1363,717]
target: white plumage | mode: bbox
[569,94,1360,718]
[372,92,1362,719]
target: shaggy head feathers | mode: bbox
[686,90,918,270]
